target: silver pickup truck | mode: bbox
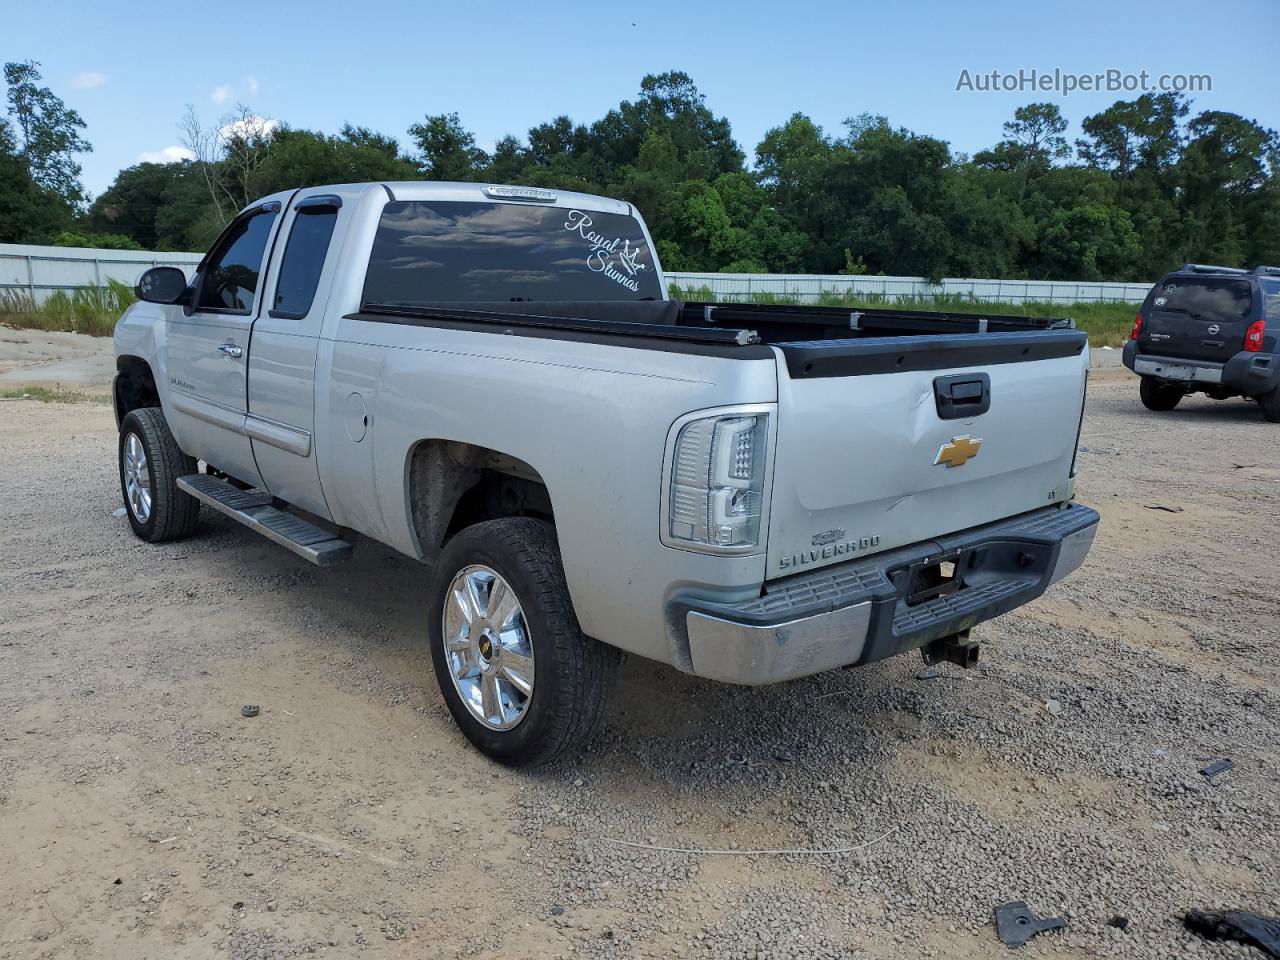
[113,181,1098,764]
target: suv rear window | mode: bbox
[363,200,662,305]
[1151,277,1252,325]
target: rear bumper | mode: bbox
[670,503,1099,685]
[1123,342,1279,395]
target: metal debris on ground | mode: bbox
[1184,909,1280,957]
[1199,758,1233,779]
[1143,503,1184,513]
[993,901,1067,949]
[240,705,260,718]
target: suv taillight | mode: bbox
[1129,312,1143,340]
[1244,319,1266,352]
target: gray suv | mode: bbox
[1123,264,1280,421]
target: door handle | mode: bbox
[218,343,243,358]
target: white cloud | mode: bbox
[211,84,233,105]
[218,115,279,141]
[244,74,259,96]
[137,145,196,164]
[72,71,107,89]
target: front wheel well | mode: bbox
[114,356,160,428]
[407,440,554,561]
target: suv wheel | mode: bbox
[427,518,617,766]
[1139,376,1183,412]
[1260,387,1280,423]
[118,407,201,542]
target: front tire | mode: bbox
[1139,376,1183,411]
[1260,387,1280,423]
[118,407,201,542]
[427,518,616,766]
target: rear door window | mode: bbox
[1150,278,1252,325]
[272,204,339,319]
[362,200,662,305]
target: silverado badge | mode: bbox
[934,435,982,468]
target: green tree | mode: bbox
[51,230,142,250]
[1177,111,1278,266]
[1077,94,1189,185]
[587,72,743,186]
[247,125,418,196]
[3,60,92,209]
[409,112,488,180]
[974,103,1068,200]
[0,117,74,242]
[88,162,183,249]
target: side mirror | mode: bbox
[135,266,189,304]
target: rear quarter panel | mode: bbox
[321,319,779,666]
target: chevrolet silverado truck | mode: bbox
[1123,264,1280,421]
[113,181,1098,764]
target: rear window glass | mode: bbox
[1150,278,1252,325]
[362,200,662,305]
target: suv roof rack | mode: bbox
[1180,263,1250,275]
[1252,265,1280,275]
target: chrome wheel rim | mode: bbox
[441,564,535,731]
[123,432,152,523]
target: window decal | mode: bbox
[564,210,649,293]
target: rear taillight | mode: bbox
[1244,319,1266,352]
[1129,312,1143,340]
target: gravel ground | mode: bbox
[1,368,1277,960]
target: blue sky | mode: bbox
[6,0,1278,197]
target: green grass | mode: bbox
[669,284,1136,347]
[0,385,112,404]
[0,280,136,337]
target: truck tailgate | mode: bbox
[766,331,1088,579]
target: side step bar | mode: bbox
[177,474,352,566]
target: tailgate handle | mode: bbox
[934,373,991,420]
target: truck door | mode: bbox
[245,192,347,519]
[164,200,285,486]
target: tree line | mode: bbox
[2,62,1277,282]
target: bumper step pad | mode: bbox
[177,474,352,566]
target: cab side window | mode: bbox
[271,203,339,319]
[195,209,278,313]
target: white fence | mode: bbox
[0,242,1151,306]
[0,243,202,304]
[666,272,1152,305]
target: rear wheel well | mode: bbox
[114,356,160,427]
[407,440,553,561]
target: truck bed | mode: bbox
[355,299,1079,355]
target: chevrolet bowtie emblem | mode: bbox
[934,435,982,468]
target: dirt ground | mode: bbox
[0,328,116,391]
[1,357,1277,960]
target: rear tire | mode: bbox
[1139,376,1182,412]
[427,518,617,766]
[1260,387,1280,423]
[118,407,201,542]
